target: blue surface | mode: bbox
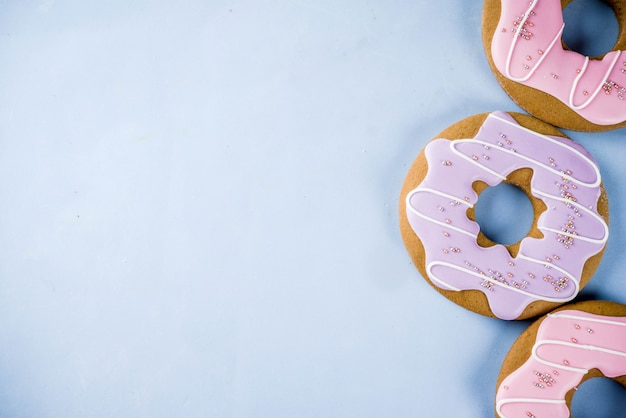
[0,1,625,417]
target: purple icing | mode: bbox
[406,112,608,320]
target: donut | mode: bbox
[398,111,609,320]
[483,0,626,131]
[495,300,626,417]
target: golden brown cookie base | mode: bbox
[482,0,626,132]
[495,300,626,417]
[399,112,609,320]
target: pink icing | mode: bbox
[495,309,626,417]
[491,0,626,126]
[405,112,608,320]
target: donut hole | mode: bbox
[562,0,619,57]
[570,375,626,417]
[473,182,534,247]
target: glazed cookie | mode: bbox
[495,300,626,417]
[399,111,608,320]
[483,0,626,131]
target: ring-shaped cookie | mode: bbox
[495,300,626,417]
[399,112,608,320]
[483,0,626,131]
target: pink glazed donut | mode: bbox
[484,0,626,131]
[399,112,609,320]
[495,301,626,418]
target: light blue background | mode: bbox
[0,1,625,417]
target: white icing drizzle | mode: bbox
[504,0,564,82]
[548,312,626,327]
[496,397,566,418]
[569,52,622,110]
[450,140,506,180]
[532,188,609,244]
[427,259,580,303]
[532,340,593,374]
[533,339,626,375]
[405,189,477,239]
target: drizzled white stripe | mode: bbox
[516,253,579,286]
[548,312,626,327]
[405,189,476,238]
[448,114,601,187]
[533,188,609,245]
[450,140,506,180]
[408,187,473,208]
[532,339,626,374]
[569,51,622,110]
[496,398,565,418]
[504,0,565,82]
[427,256,579,303]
